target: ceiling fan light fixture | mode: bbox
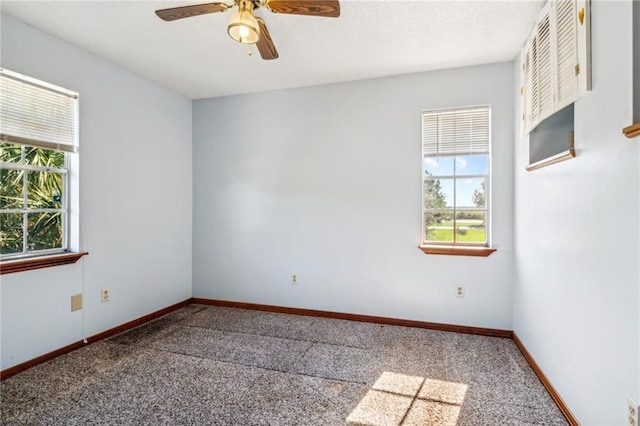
[227,3,260,44]
[156,0,341,60]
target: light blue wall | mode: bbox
[0,14,193,370]
[513,2,639,423]
[192,63,515,330]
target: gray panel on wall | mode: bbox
[529,103,574,164]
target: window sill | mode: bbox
[0,252,88,275]
[623,122,640,139]
[419,245,496,257]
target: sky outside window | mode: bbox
[424,155,487,209]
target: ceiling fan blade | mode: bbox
[155,2,230,21]
[266,0,340,18]
[255,18,279,60]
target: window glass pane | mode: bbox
[454,155,488,175]
[1,168,24,209]
[27,212,62,251]
[455,211,486,243]
[1,213,24,254]
[425,211,453,243]
[424,178,453,209]
[423,156,454,177]
[455,178,485,209]
[0,142,23,163]
[25,147,65,168]
[28,171,63,209]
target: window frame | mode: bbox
[421,105,493,251]
[0,68,85,271]
[1,144,70,260]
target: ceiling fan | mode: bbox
[155,0,340,60]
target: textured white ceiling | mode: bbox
[1,0,544,99]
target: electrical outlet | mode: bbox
[71,294,83,311]
[291,274,298,285]
[101,288,110,303]
[456,285,465,298]
[629,396,639,426]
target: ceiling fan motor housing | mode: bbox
[227,0,261,44]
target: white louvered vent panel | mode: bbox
[556,0,578,109]
[536,13,554,122]
[530,36,540,126]
[519,0,590,135]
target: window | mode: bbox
[1,144,68,257]
[0,68,80,265]
[422,106,491,248]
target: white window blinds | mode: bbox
[0,68,78,153]
[422,106,490,156]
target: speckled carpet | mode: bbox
[1,304,567,425]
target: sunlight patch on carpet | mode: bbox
[346,372,467,426]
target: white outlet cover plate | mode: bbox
[629,395,639,426]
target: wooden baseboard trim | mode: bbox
[190,298,513,339]
[0,298,191,380]
[513,333,579,426]
[85,299,191,343]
